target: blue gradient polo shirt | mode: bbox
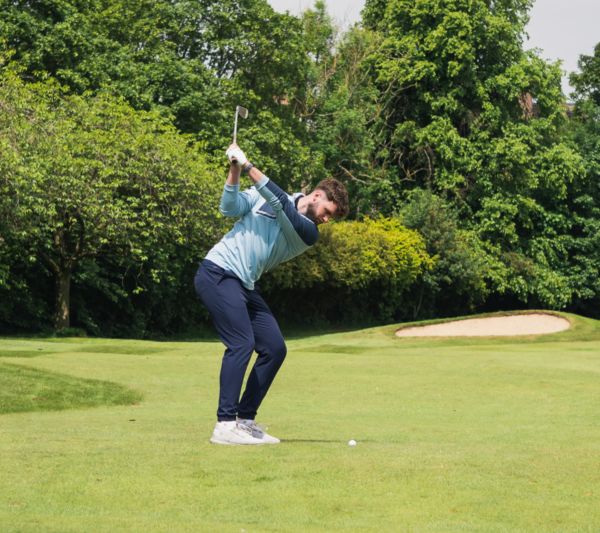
[204,176,319,290]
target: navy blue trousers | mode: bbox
[194,260,287,421]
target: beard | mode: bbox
[303,202,318,224]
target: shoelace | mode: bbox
[235,423,254,436]
[244,421,268,433]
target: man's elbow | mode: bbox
[305,232,319,247]
[220,204,240,217]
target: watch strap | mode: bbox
[243,161,254,173]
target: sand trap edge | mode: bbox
[395,312,571,338]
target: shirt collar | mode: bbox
[294,193,305,211]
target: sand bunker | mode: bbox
[396,314,570,338]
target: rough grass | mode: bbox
[0,311,599,532]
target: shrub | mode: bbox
[261,218,432,324]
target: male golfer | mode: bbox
[195,144,349,445]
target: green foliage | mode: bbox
[296,0,586,314]
[360,0,582,197]
[560,71,600,318]
[298,7,386,213]
[400,190,488,318]
[0,66,226,329]
[262,218,432,324]
[570,43,600,106]
[68,250,215,338]
[0,0,316,191]
[2,0,600,334]
[0,240,53,332]
[353,0,584,310]
[0,362,142,414]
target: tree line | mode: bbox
[1,0,599,336]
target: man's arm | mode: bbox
[220,157,260,218]
[252,175,319,248]
[226,144,319,250]
[241,166,319,250]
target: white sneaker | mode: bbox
[237,420,280,444]
[210,422,265,445]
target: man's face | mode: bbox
[304,198,337,226]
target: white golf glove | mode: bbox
[226,146,248,166]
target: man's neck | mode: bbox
[296,194,311,215]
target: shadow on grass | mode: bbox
[281,439,347,443]
[281,439,379,443]
[0,363,143,415]
[0,350,53,358]
[74,345,173,355]
[3,311,600,347]
[167,322,369,343]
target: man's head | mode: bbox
[299,179,349,225]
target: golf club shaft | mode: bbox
[231,107,240,163]
[233,107,239,144]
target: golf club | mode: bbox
[231,106,249,165]
[233,106,249,144]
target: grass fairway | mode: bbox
[1,312,599,532]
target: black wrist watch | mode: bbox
[243,161,254,173]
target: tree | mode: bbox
[400,190,488,318]
[559,44,600,319]
[0,0,315,191]
[570,43,600,106]
[354,0,584,309]
[0,67,225,329]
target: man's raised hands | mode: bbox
[226,144,248,166]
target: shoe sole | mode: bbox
[258,438,280,444]
[210,436,265,446]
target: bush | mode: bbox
[261,218,432,325]
[0,241,53,333]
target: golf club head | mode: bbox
[237,106,249,119]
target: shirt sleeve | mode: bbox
[220,183,261,218]
[255,176,320,252]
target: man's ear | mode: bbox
[312,189,323,201]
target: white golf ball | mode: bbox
[348,440,357,446]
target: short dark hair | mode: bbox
[314,179,349,219]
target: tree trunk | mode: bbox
[37,230,81,330]
[54,268,72,330]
